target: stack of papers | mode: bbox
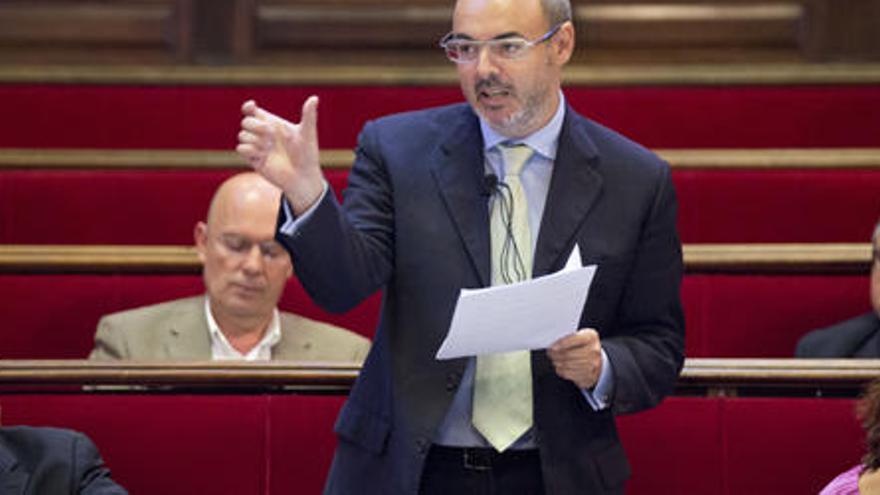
[436,247,597,359]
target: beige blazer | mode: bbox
[88,295,370,363]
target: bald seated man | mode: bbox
[89,172,370,362]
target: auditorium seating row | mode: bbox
[0,244,871,360]
[2,144,876,359]
[2,152,879,244]
[1,70,878,495]
[0,366,867,495]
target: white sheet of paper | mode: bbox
[435,246,597,360]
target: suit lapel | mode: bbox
[164,297,212,359]
[428,108,492,287]
[533,107,602,277]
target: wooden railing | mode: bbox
[0,243,871,274]
[0,359,877,397]
[2,147,880,170]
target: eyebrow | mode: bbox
[447,31,525,41]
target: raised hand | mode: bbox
[237,96,325,214]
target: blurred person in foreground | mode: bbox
[0,405,128,494]
[820,378,880,494]
[89,172,370,362]
[796,219,880,358]
[236,0,684,492]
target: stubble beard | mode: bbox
[472,69,554,138]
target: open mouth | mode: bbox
[478,87,512,107]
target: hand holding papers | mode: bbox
[436,246,597,360]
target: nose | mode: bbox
[241,244,265,275]
[474,45,498,79]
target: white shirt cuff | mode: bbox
[582,348,613,410]
[278,181,329,236]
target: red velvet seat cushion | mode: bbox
[267,395,347,495]
[618,397,724,493]
[0,274,379,359]
[0,169,350,245]
[2,84,879,149]
[682,274,871,357]
[2,168,878,244]
[618,396,864,495]
[675,169,880,243]
[0,272,867,359]
[0,395,270,495]
[723,397,863,493]
[0,394,863,495]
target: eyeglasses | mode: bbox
[215,233,287,261]
[439,24,562,64]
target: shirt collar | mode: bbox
[204,296,281,360]
[479,91,566,160]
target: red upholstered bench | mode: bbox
[682,273,871,357]
[2,84,879,149]
[0,394,346,495]
[0,271,868,359]
[2,167,879,244]
[617,396,864,494]
[0,169,351,245]
[0,394,864,495]
[0,274,380,359]
[674,168,880,243]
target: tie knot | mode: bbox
[499,143,533,178]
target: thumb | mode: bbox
[301,95,319,141]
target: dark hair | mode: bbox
[859,378,880,471]
[541,0,572,26]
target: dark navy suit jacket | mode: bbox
[277,102,685,494]
[0,426,127,495]
[796,312,880,357]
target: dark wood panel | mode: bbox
[0,3,171,45]
[802,0,880,60]
[0,0,876,66]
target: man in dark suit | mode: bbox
[236,0,684,493]
[0,425,127,494]
[796,219,880,357]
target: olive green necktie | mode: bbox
[473,143,534,452]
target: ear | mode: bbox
[551,21,575,65]
[194,221,209,264]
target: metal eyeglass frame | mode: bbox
[439,24,562,64]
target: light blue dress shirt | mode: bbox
[434,93,613,449]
